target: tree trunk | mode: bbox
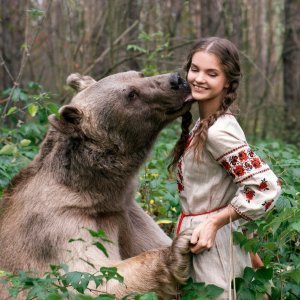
[201,0,225,37]
[0,0,27,90]
[283,0,300,144]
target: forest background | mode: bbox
[0,0,299,299]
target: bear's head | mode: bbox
[48,71,192,153]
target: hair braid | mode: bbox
[192,81,239,160]
[168,111,192,171]
[193,108,226,161]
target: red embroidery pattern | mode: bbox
[243,186,255,202]
[236,168,270,184]
[216,144,247,161]
[229,204,252,221]
[219,145,267,181]
[263,199,274,211]
[259,179,269,191]
[177,159,184,192]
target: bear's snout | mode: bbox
[169,73,189,91]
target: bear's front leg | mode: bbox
[106,229,192,299]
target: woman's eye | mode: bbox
[209,73,217,77]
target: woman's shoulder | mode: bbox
[208,113,246,141]
[206,113,247,158]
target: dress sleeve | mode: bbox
[206,119,282,221]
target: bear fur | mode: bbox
[0,71,193,299]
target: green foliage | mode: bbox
[0,265,158,300]
[127,31,171,76]
[180,278,224,299]
[136,124,182,236]
[0,264,123,299]
[1,82,300,299]
[0,82,58,197]
[234,267,273,300]
[231,141,300,299]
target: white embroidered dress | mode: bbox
[176,114,281,299]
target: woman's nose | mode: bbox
[195,72,206,83]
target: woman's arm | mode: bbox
[190,205,239,253]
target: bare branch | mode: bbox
[82,20,139,75]
[0,53,15,84]
[1,0,53,121]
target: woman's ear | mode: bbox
[48,105,83,135]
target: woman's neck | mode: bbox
[198,101,221,119]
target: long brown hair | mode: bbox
[169,37,241,170]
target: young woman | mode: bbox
[170,37,281,298]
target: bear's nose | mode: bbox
[170,73,188,90]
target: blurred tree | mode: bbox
[0,0,28,89]
[283,0,300,145]
[0,0,299,143]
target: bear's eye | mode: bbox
[128,90,138,100]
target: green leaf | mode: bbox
[127,45,147,53]
[12,87,21,101]
[46,102,59,115]
[45,294,63,300]
[20,139,31,147]
[86,228,106,238]
[97,295,116,299]
[0,270,11,277]
[234,277,245,292]
[27,9,45,17]
[0,144,17,155]
[85,228,112,243]
[238,288,256,300]
[93,241,109,257]
[156,219,173,224]
[28,81,42,90]
[254,267,273,282]
[290,221,300,232]
[233,231,247,246]
[284,268,300,284]
[243,267,255,282]
[8,286,20,298]
[136,292,158,300]
[205,284,224,298]
[19,90,28,102]
[61,271,90,294]
[6,106,17,116]
[92,274,103,288]
[100,267,123,283]
[250,279,266,293]
[243,239,260,253]
[28,103,39,117]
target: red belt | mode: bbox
[176,204,228,235]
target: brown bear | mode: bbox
[0,71,193,299]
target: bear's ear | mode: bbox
[67,73,97,92]
[48,105,83,135]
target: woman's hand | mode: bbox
[190,219,219,254]
[190,206,241,254]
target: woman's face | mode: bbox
[187,51,229,105]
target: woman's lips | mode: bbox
[192,85,209,92]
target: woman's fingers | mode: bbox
[190,238,212,253]
[190,220,217,253]
[190,228,200,245]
